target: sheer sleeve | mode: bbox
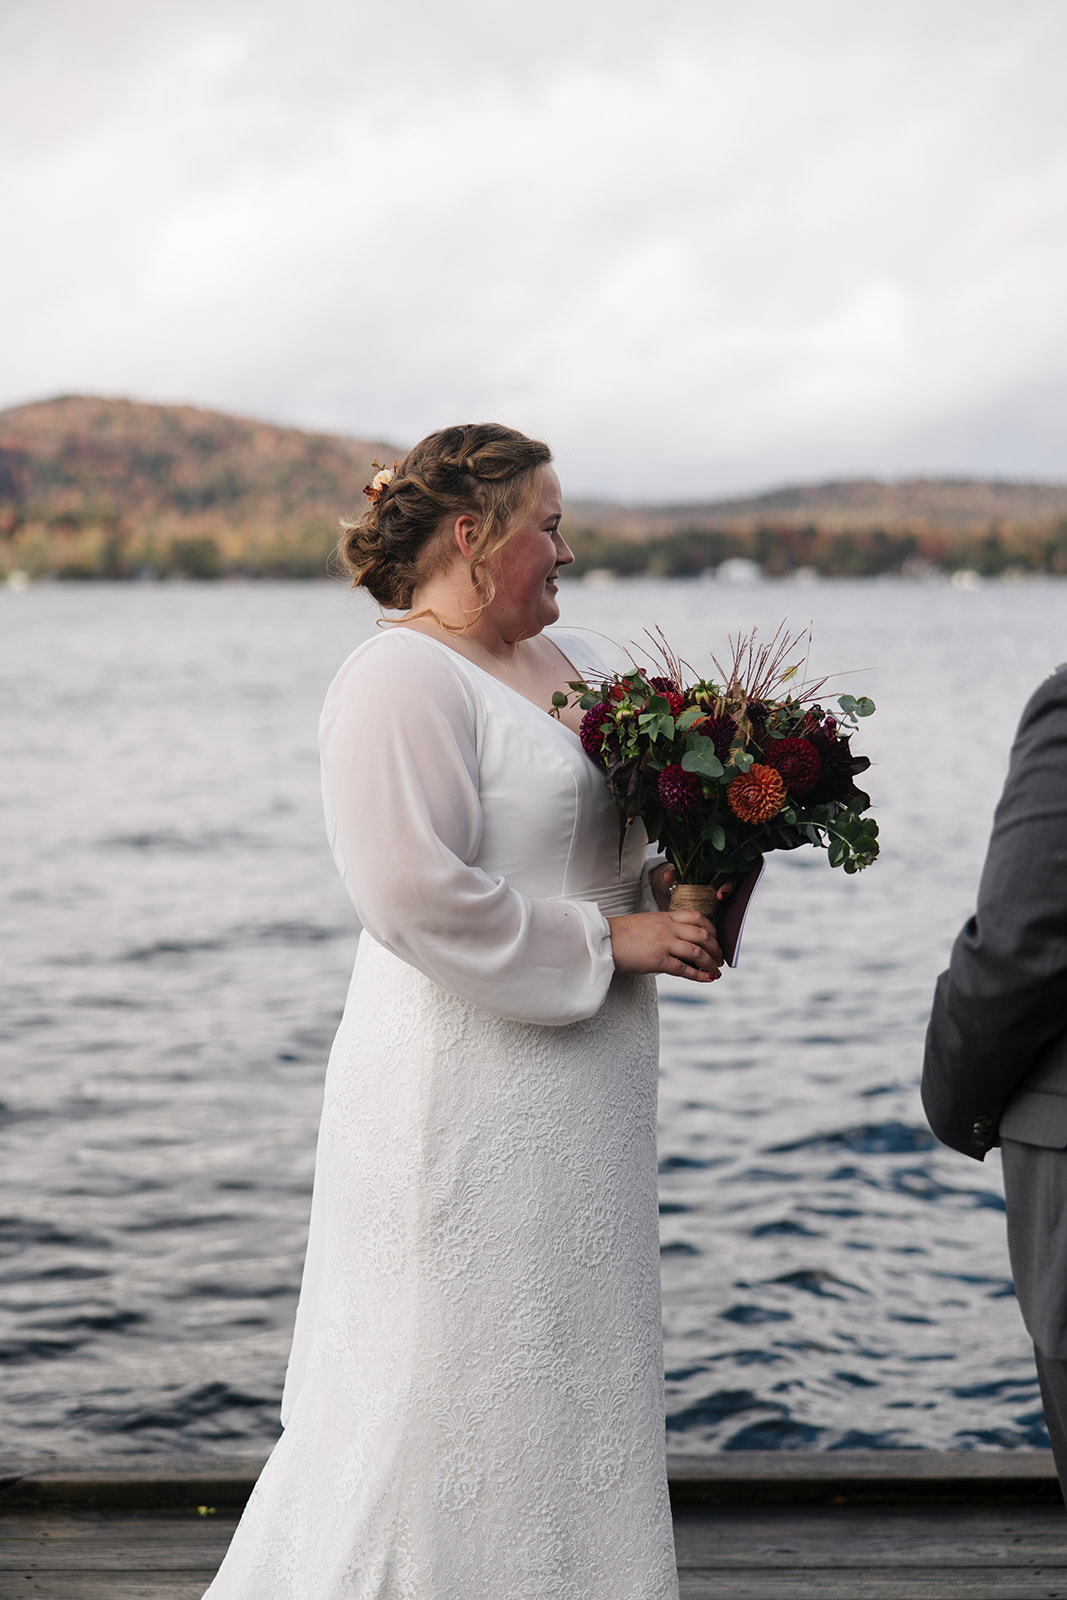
[318,633,615,1025]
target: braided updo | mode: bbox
[338,423,554,611]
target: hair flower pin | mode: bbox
[363,461,398,506]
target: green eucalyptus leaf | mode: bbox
[638,709,676,741]
[681,737,724,780]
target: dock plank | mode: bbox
[3,1464,1067,1600]
[672,1504,1067,1599]
[673,1504,1067,1567]
[0,1513,233,1599]
[677,1573,1067,1598]
[2,1578,215,1598]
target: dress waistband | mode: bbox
[583,881,643,917]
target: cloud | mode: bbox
[2,0,1066,497]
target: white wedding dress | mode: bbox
[203,627,678,1600]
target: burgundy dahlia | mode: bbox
[657,763,703,815]
[763,736,821,796]
[806,731,870,804]
[580,703,613,757]
[693,714,737,764]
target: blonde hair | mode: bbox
[337,423,553,612]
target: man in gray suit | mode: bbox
[923,664,1067,1488]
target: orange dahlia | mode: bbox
[727,763,786,823]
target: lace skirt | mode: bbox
[204,940,677,1600]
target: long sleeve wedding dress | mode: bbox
[202,626,678,1600]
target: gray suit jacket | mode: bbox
[922,666,1067,1160]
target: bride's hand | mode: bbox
[608,909,724,982]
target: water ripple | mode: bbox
[2,579,1061,1456]
[768,1122,938,1156]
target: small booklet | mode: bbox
[718,859,765,969]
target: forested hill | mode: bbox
[576,478,1067,536]
[0,395,399,578]
[569,477,1067,579]
[2,395,1066,580]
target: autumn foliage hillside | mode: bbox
[566,480,1067,579]
[3,395,1067,580]
[0,396,398,578]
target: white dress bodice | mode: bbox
[319,627,650,1021]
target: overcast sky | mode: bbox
[2,0,1066,499]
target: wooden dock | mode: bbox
[2,1452,1065,1598]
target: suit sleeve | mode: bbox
[318,634,615,1026]
[922,668,1067,1158]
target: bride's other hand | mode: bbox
[650,863,676,911]
[608,910,724,982]
[650,863,736,914]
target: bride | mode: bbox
[203,423,724,1600]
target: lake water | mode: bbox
[1,575,1064,1459]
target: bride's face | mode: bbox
[486,466,573,637]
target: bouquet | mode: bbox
[560,625,878,925]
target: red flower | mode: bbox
[649,677,685,718]
[658,764,703,815]
[580,703,613,757]
[763,736,821,796]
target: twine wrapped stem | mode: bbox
[670,883,721,918]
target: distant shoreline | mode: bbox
[6,563,1067,591]
[4,395,1067,584]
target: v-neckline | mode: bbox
[395,629,589,747]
